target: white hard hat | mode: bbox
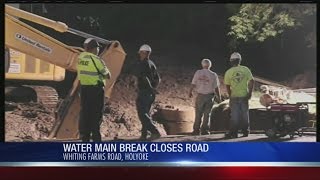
[139,44,152,52]
[230,52,242,61]
[201,58,212,68]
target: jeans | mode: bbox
[229,97,250,135]
[79,85,104,142]
[193,93,214,134]
[136,90,160,137]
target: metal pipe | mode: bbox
[67,28,112,45]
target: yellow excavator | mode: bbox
[5,5,126,140]
[5,47,66,108]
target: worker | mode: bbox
[189,59,221,135]
[77,38,111,142]
[224,52,254,139]
[134,44,161,140]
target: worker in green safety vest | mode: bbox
[77,38,111,142]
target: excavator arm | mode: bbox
[5,5,127,140]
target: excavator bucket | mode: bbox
[100,41,127,98]
[48,41,126,140]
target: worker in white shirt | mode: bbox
[189,59,221,135]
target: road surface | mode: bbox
[111,133,316,142]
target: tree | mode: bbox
[227,4,316,49]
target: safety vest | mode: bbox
[77,52,110,86]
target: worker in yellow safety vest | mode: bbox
[77,38,111,142]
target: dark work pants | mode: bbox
[194,94,214,134]
[79,85,104,142]
[229,97,250,135]
[136,90,160,137]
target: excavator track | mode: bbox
[25,85,59,110]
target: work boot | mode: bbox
[225,132,238,139]
[80,134,91,142]
[192,130,201,136]
[201,131,211,135]
[139,134,148,141]
[149,132,161,141]
[242,130,250,137]
[139,136,147,141]
[139,130,148,141]
[92,133,102,142]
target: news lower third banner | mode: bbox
[0,142,320,166]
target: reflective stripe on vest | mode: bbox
[79,70,99,76]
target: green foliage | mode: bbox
[227,4,316,48]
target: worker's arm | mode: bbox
[146,75,160,90]
[226,85,231,98]
[101,66,111,80]
[145,77,154,89]
[224,70,231,98]
[246,68,254,100]
[189,71,198,98]
[214,73,221,103]
[247,79,254,100]
[137,61,152,89]
[146,63,161,90]
[94,57,111,79]
[189,84,196,98]
[215,87,221,103]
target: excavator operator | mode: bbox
[77,38,111,142]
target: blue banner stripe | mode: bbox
[0,142,319,162]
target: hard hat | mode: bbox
[201,58,212,68]
[83,38,101,49]
[230,52,242,61]
[139,44,152,52]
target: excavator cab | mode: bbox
[6,48,66,82]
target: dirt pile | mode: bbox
[287,71,316,89]
[4,99,145,141]
[5,102,55,141]
[5,71,180,141]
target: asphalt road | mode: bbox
[109,133,317,142]
[18,132,316,142]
